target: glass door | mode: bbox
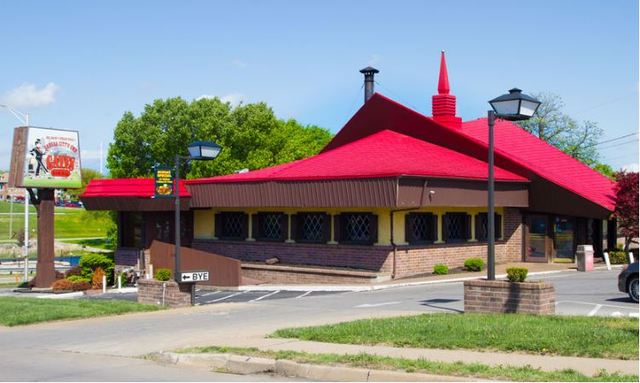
[553,217,575,261]
[526,214,549,262]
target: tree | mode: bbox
[613,171,639,253]
[516,93,603,166]
[66,168,103,200]
[107,97,332,179]
[593,163,615,179]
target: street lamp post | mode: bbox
[0,104,31,282]
[174,141,221,302]
[487,88,541,280]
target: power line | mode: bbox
[594,132,638,146]
[597,139,639,151]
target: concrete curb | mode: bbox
[233,268,580,292]
[150,352,482,381]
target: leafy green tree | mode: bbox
[592,163,615,179]
[66,168,103,200]
[107,97,332,179]
[516,93,603,166]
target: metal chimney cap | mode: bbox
[359,66,380,74]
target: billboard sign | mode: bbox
[154,166,174,198]
[24,128,81,188]
[9,127,82,189]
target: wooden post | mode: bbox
[34,188,56,288]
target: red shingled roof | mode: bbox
[188,129,527,184]
[320,93,616,212]
[461,118,616,211]
[81,178,191,198]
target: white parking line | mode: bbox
[587,304,602,316]
[209,291,244,303]
[249,290,280,302]
[199,291,221,297]
[295,291,312,299]
[629,312,639,317]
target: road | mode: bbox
[0,268,637,381]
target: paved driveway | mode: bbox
[87,268,638,316]
[0,267,637,381]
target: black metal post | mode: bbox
[487,110,496,280]
[174,155,181,283]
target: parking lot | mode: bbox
[84,287,347,305]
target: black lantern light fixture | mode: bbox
[485,88,540,280]
[489,88,541,121]
[187,141,222,161]
[174,140,222,300]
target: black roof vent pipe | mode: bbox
[359,66,379,103]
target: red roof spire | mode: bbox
[432,50,461,129]
[438,50,450,95]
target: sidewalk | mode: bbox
[207,336,639,376]
[237,262,581,292]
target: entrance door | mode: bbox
[526,214,550,262]
[553,216,575,261]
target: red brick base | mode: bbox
[137,279,193,308]
[463,279,555,315]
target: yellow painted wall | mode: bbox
[193,206,505,245]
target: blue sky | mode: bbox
[0,0,637,172]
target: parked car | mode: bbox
[618,261,638,303]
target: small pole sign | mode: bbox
[154,166,174,198]
[180,271,209,282]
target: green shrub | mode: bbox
[64,266,82,277]
[155,268,172,281]
[433,264,449,275]
[608,251,627,265]
[66,275,90,284]
[464,257,484,272]
[119,272,128,286]
[79,253,114,282]
[506,267,528,282]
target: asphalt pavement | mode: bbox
[0,268,637,381]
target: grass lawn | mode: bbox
[178,346,638,382]
[60,237,113,250]
[0,297,159,326]
[272,313,639,360]
[0,201,113,240]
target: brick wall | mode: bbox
[393,208,523,278]
[137,279,192,308]
[241,263,387,284]
[464,279,555,315]
[192,208,523,281]
[193,240,393,272]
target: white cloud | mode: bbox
[231,59,248,68]
[197,93,245,107]
[1,82,60,108]
[621,163,639,172]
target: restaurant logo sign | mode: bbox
[154,166,174,198]
[9,127,82,189]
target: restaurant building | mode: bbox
[81,53,617,283]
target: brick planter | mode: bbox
[464,279,555,315]
[137,279,193,308]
